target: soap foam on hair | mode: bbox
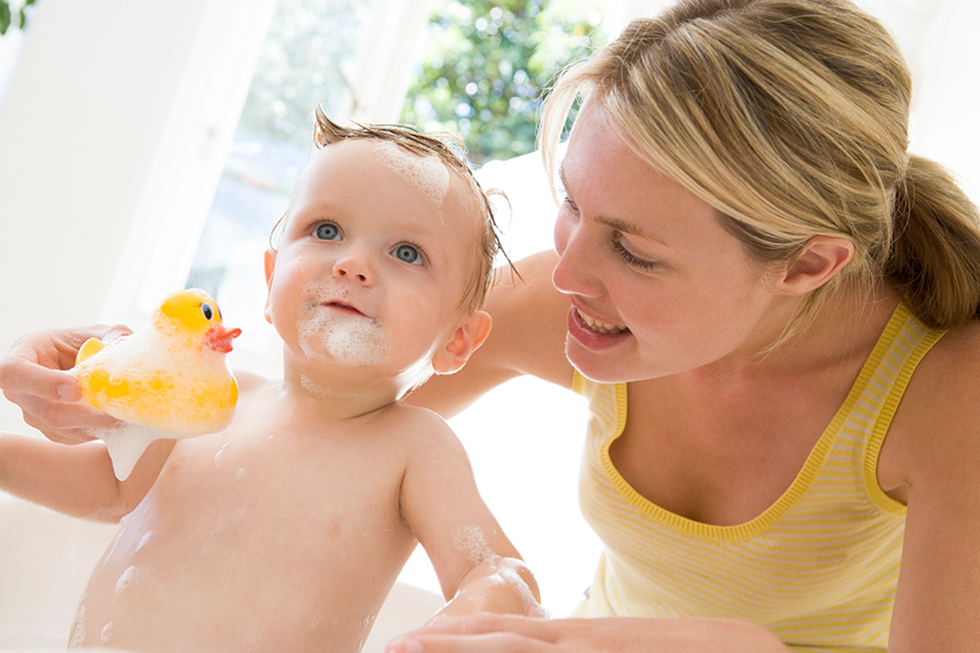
[374,140,450,221]
[298,281,390,367]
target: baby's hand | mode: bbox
[0,325,130,443]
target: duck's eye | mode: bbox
[314,223,341,241]
[202,304,214,320]
[392,244,422,265]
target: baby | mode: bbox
[0,108,540,652]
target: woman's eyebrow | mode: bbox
[560,165,667,246]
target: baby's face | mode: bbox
[265,139,482,381]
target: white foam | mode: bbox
[115,566,137,594]
[213,442,231,469]
[68,599,86,650]
[100,622,113,644]
[452,525,495,566]
[135,532,152,552]
[375,141,450,220]
[298,281,389,367]
[90,423,162,481]
[307,613,324,630]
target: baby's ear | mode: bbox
[432,311,492,375]
[263,249,276,325]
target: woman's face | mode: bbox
[552,101,787,383]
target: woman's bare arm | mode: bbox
[408,250,573,418]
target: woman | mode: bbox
[3,0,979,651]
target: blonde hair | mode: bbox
[273,105,510,313]
[541,0,980,329]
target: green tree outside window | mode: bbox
[401,0,606,166]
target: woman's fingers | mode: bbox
[15,393,116,443]
[388,614,562,653]
[0,325,131,442]
[387,632,552,653]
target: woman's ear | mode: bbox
[263,249,276,325]
[431,311,493,375]
[775,236,854,295]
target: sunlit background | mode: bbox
[1,0,978,623]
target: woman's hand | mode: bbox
[0,325,131,443]
[386,614,790,653]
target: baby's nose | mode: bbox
[332,253,375,285]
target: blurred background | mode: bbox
[0,0,977,620]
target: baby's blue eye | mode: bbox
[314,223,341,241]
[392,244,422,265]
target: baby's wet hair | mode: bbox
[272,106,516,314]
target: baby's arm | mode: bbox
[0,431,170,521]
[399,410,542,619]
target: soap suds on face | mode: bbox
[299,281,390,367]
[374,140,450,221]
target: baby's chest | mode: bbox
[148,430,409,546]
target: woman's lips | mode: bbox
[566,306,631,351]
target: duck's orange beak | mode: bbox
[204,323,242,353]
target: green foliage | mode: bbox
[400,0,606,165]
[236,0,371,146]
[0,0,36,35]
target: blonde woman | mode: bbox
[3,1,979,651]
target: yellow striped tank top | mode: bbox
[571,304,945,653]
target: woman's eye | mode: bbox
[613,238,661,272]
[392,244,423,266]
[314,223,341,241]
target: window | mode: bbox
[185,0,375,354]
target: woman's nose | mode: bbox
[332,253,375,285]
[552,213,600,298]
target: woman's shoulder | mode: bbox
[880,317,980,491]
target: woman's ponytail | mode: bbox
[885,155,980,329]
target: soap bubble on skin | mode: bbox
[213,442,231,469]
[300,373,334,398]
[374,141,449,222]
[298,281,390,367]
[115,566,138,594]
[307,613,324,630]
[135,532,152,553]
[100,622,113,644]
[233,507,246,522]
[69,594,86,649]
[453,525,495,566]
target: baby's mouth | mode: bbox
[323,301,366,316]
[577,309,629,335]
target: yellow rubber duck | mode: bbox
[71,289,241,480]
